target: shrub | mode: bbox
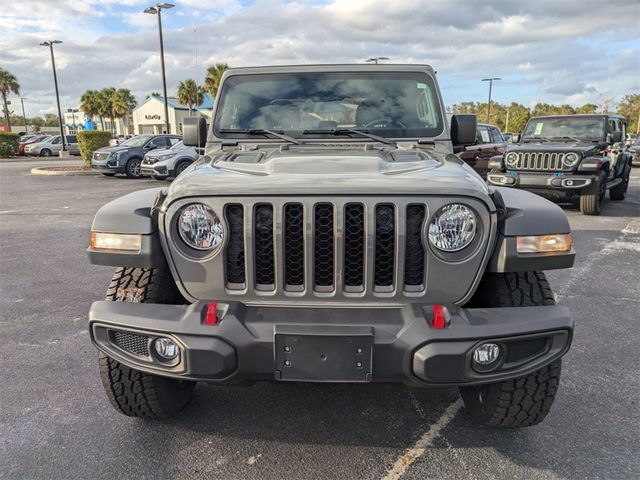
[78,130,112,165]
[0,132,20,157]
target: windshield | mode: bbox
[214,71,444,140]
[169,140,186,150]
[119,135,153,147]
[522,117,605,141]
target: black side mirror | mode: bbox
[183,117,207,148]
[451,114,477,146]
[611,131,623,143]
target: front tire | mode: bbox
[579,171,606,215]
[98,267,195,419]
[125,157,143,178]
[40,149,52,157]
[460,272,562,427]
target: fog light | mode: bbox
[154,337,179,360]
[472,343,500,366]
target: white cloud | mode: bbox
[0,0,638,116]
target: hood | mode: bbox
[507,142,598,155]
[145,146,174,158]
[95,145,140,154]
[166,147,492,204]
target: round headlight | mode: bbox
[563,152,580,167]
[428,204,477,252]
[177,203,224,252]
[504,152,518,167]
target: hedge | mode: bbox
[78,130,112,165]
[0,132,20,157]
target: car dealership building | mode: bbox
[132,94,213,135]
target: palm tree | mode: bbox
[0,67,20,130]
[112,89,137,134]
[177,79,204,116]
[97,88,116,134]
[80,90,100,129]
[203,63,229,100]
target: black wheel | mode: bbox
[125,157,143,178]
[102,173,116,177]
[460,272,562,427]
[579,171,606,215]
[40,148,52,157]
[98,267,195,419]
[174,160,191,176]
[610,165,630,201]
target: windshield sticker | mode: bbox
[416,83,427,89]
[534,123,543,135]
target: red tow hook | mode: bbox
[432,304,448,329]
[204,302,219,325]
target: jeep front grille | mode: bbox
[223,200,429,295]
[511,152,568,171]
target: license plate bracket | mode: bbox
[275,333,373,382]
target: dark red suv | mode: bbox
[456,123,507,178]
[17,135,49,156]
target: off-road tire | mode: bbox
[125,157,143,178]
[99,267,195,419]
[460,272,561,427]
[579,171,606,215]
[40,148,52,157]
[610,165,630,201]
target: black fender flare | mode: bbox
[87,188,168,268]
[487,187,575,272]
[578,155,610,175]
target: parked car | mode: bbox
[141,140,199,180]
[91,134,182,178]
[456,123,507,178]
[109,135,134,147]
[17,135,50,156]
[625,133,637,147]
[87,64,575,429]
[24,135,80,156]
[19,134,37,143]
[627,135,640,166]
[488,114,632,215]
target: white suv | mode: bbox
[140,140,199,180]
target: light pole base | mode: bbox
[58,150,71,158]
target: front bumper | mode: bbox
[92,159,125,173]
[488,171,594,196]
[89,301,573,387]
[141,163,168,178]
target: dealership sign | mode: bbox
[145,114,161,120]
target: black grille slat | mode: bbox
[506,337,548,363]
[404,205,425,287]
[314,203,334,288]
[225,204,245,285]
[254,204,275,286]
[111,330,150,357]
[284,204,305,288]
[374,204,395,287]
[343,204,365,288]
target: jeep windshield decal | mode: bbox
[213,71,444,141]
[522,117,605,143]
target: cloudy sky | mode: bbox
[1,0,639,118]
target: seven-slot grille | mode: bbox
[511,152,568,171]
[223,201,427,294]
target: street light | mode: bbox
[481,77,501,124]
[144,2,174,134]
[20,98,28,135]
[40,40,66,151]
[366,57,390,64]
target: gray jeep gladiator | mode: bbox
[87,65,575,427]
[487,114,632,215]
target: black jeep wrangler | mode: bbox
[487,114,632,215]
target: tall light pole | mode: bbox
[366,57,390,64]
[481,77,501,124]
[40,40,66,151]
[144,3,174,134]
[20,98,28,135]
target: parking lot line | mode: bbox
[382,398,464,480]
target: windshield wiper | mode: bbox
[302,128,396,146]
[219,128,302,145]
[550,136,582,142]
[523,137,551,143]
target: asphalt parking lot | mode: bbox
[1,158,639,480]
